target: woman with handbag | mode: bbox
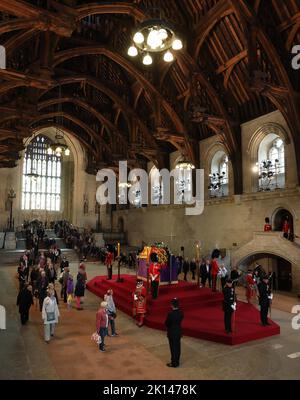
[104,289,118,336]
[42,287,60,343]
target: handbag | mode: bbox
[46,311,55,322]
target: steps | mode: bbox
[87,274,280,345]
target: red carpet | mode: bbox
[87,274,280,345]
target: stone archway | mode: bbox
[232,231,300,292]
[273,208,294,239]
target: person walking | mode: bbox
[37,270,49,311]
[165,298,184,368]
[96,301,109,352]
[66,274,74,309]
[16,284,34,325]
[74,268,86,310]
[104,289,118,336]
[42,287,60,343]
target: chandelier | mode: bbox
[254,159,280,191]
[208,172,226,197]
[47,85,70,157]
[175,160,195,170]
[127,19,183,65]
[47,130,70,157]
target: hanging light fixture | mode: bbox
[127,18,183,65]
[176,160,195,170]
[47,84,70,157]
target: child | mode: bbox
[66,274,74,309]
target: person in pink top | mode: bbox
[96,301,108,352]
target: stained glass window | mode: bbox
[21,135,61,211]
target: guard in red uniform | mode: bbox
[132,280,147,327]
[105,252,113,280]
[211,249,220,292]
[245,269,255,304]
[149,260,161,299]
[282,216,290,239]
[264,217,272,232]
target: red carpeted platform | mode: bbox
[87,274,280,345]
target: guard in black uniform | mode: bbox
[165,298,184,368]
[257,275,272,326]
[223,279,236,334]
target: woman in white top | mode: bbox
[42,288,60,343]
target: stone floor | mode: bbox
[1,261,300,380]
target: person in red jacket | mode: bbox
[282,216,290,239]
[149,253,161,299]
[132,280,147,327]
[96,301,108,352]
[264,217,272,232]
[211,249,220,292]
[245,270,256,304]
[105,252,113,280]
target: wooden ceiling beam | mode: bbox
[75,2,147,22]
[0,1,75,37]
[52,46,188,156]
[193,0,233,59]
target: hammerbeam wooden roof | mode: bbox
[0,0,299,193]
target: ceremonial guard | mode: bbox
[223,279,236,334]
[132,280,147,327]
[211,249,220,292]
[264,217,272,232]
[245,269,256,304]
[105,251,114,280]
[257,275,273,326]
[149,253,161,299]
[282,216,291,240]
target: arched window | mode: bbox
[174,163,193,204]
[257,134,285,190]
[21,135,61,211]
[268,138,284,174]
[209,151,229,197]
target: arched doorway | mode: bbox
[240,253,292,292]
[273,208,294,240]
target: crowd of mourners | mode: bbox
[16,220,89,343]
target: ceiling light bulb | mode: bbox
[158,28,168,40]
[128,45,138,57]
[163,50,174,62]
[147,29,162,49]
[252,165,259,173]
[172,38,183,50]
[142,54,152,65]
[133,31,144,44]
[64,148,70,156]
[47,147,53,155]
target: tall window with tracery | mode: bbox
[21,136,61,211]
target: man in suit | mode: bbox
[165,298,184,368]
[223,279,236,334]
[200,259,211,288]
[257,275,272,326]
